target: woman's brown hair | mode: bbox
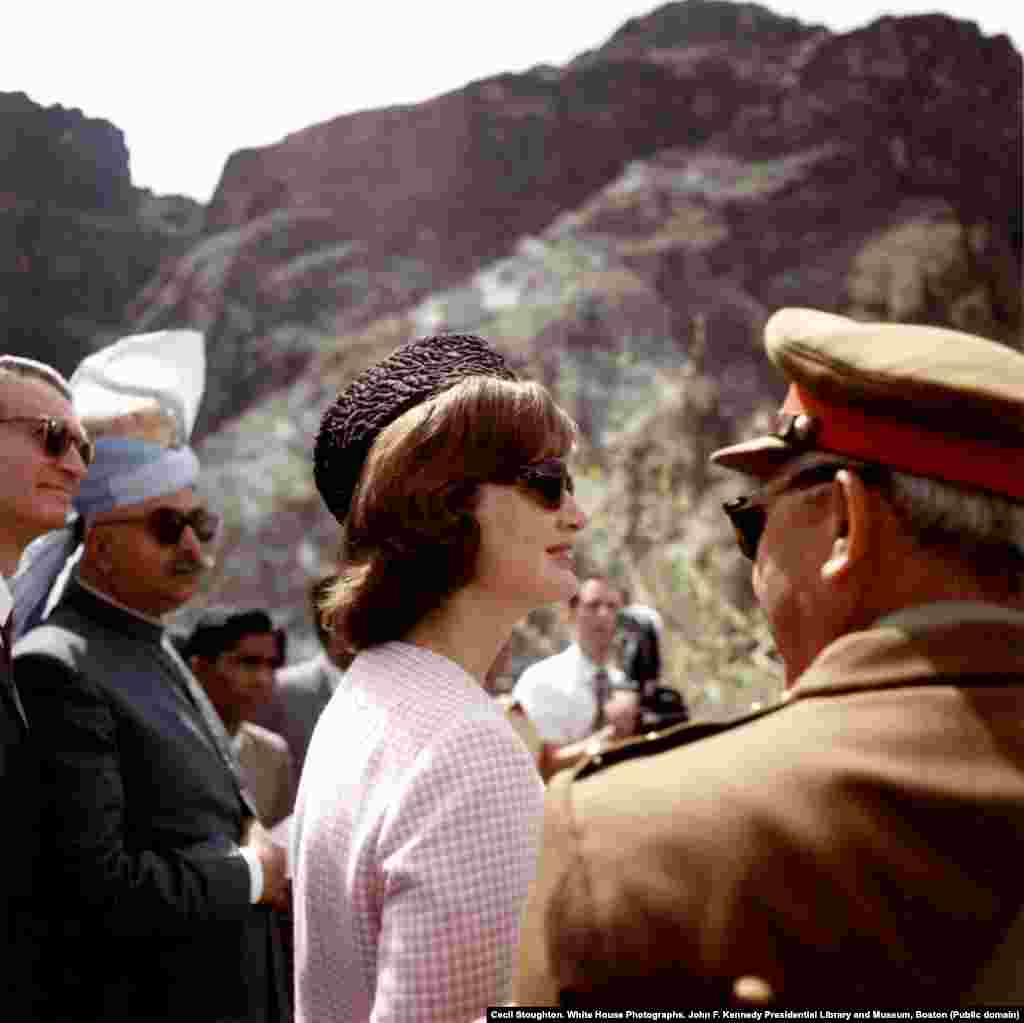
[321,374,576,653]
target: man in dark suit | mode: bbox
[516,308,1024,1007]
[0,355,90,1019]
[13,331,290,1022]
[253,574,349,807]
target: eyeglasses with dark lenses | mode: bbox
[516,458,575,510]
[101,507,222,547]
[723,462,883,561]
[0,416,95,466]
[228,654,284,671]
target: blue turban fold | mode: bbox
[11,439,201,639]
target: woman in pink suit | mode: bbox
[292,333,586,1023]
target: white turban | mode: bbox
[12,329,206,638]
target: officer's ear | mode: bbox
[821,469,872,583]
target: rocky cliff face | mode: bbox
[4,1,1021,712]
[174,4,1021,713]
[0,91,204,374]
[129,3,1020,446]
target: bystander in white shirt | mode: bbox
[512,642,631,745]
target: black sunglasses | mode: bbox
[228,653,285,671]
[100,506,222,547]
[723,461,885,560]
[516,457,575,510]
[0,416,95,466]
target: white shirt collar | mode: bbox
[572,643,621,682]
[0,575,12,628]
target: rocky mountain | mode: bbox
[182,4,1021,712]
[3,1,1021,713]
[0,91,205,372]
[129,2,1021,443]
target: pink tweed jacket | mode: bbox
[292,642,544,1022]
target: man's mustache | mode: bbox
[169,554,216,575]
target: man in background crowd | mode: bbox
[0,355,90,1019]
[515,308,1024,1006]
[14,331,291,1022]
[512,575,641,775]
[254,573,349,807]
[185,607,293,829]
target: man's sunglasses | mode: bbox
[0,416,95,466]
[99,506,222,546]
[723,461,885,560]
[516,457,575,510]
[227,653,285,671]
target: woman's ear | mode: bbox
[821,469,873,583]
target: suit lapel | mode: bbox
[1,621,28,732]
[156,637,259,819]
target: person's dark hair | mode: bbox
[322,374,577,653]
[568,574,629,611]
[183,606,286,664]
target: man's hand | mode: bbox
[244,819,290,911]
[603,691,641,738]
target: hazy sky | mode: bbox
[5,1,1021,201]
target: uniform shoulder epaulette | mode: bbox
[574,699,789,782]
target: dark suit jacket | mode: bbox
[252,654,336,809]
[1,629,43,1020]
[516,613,1024,1007]
[15,579,288,1022]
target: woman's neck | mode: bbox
[404,585,517,685]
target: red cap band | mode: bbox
[783,384,1024,502]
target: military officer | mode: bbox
[514,308,1024,1008]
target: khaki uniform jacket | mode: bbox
[515,607,1024,1007]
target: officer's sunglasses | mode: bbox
[0,416,95,466]
[515,457,575,510]
[99,506,222,547]
[723,460,886,560]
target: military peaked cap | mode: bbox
[710,308,1024,501]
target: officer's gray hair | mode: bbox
[0,355,72,401]
[886,470,1024,592]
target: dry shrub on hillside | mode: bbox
[570,317,785,720]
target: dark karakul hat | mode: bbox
[314,332,516,523]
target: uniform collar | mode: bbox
[874,601,1024,632]
[792,603,1024,699]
